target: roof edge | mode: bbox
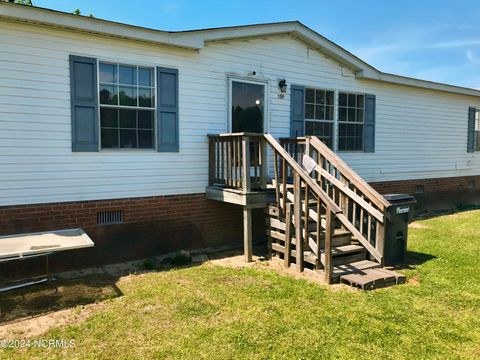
[358,70,480,97]
[0,2,204,50]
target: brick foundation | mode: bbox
[0,194,266,279]
[1,174,479,278]
[370,175,480,212]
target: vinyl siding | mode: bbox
[0,20,479,206]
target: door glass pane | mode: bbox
[231,81,265,133]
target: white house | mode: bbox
[0,2,479,271]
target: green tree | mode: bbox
[2,0,33,5]
[72,8,95,18]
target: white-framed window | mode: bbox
[98,62,156,149]
[304,88,335,148]
[338,92,365,151]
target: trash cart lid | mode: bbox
[383,193,416,203]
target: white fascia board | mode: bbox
[0,3,203,50]
[199,21,377,74]
[357,70,480,97]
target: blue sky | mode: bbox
[34,0,480,89]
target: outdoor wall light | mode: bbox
[278,79,287,93]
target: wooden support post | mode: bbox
[273,150,280,207]
[376,218,386,266]
[208,137,215,186]
[243,207,253,262]
[324,208,333,283]
[260,139,268,189]
[294,173,303,272]
[284,203,292,268]
[242,136,251,193]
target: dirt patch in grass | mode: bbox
[0,301,107,338]
[407,274,421,286]
[410,222,430,229]
[209,249,331,287]
[0,274,121,326]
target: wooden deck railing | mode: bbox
[280,136,391,264]
[207,133,268,192]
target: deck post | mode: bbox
[293,172,303,272]
[243,206,253,262]
[260,138,268,189]
[242,136,251,193]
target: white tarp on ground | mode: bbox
[0,228,94,260]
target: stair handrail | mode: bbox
[266,133,383,272]
[264,134,342,215]
[309,136,391,210]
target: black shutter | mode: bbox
[157,67,179,152]
[468,107,476,153]
[69,55,99,152]
[290,85,305,137]
[363,94,376,153]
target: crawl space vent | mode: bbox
[97,210,124,225]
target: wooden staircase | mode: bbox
[264,134,405,289]
[206,132,405,289]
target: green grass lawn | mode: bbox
[3,210,480,359]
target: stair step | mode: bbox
[331,244,365,256]
[332,260,381,281]
[319,245,366,266]
[309,229,351,238]
[332,253,366,266]
[340,267,406,290]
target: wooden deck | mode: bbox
[205,186,275,209]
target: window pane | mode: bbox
[315,105,325,120]
[357,94,365,108]
[119,109,136,128]
[338,137,346,151]
[339,93,347,106]
[347,123,355,136]
[138,110,154,129]
[347,138,354,150]
[305,104,314,119]
[357,108,364,123]
[119,86,137,106]
[355,137,363,151]
[355,123,363,136]
[119,65,137,85]
[138,87,153,108]
[305,89,315,103]
[315,90,325,105]
[138,130,154,148]
[339,107,347,121]
[325,105,334,121]
[325,91,334,106]
[305,121,333,148]
[231,81,264,133]
[99,63,116,83]
[101,129,118,148]
[100,84,118,105]
[138,68,152,87]
[348,93,356,107]
[100,108,118,127]
[348,108,356,122]
[120,129,137,148]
